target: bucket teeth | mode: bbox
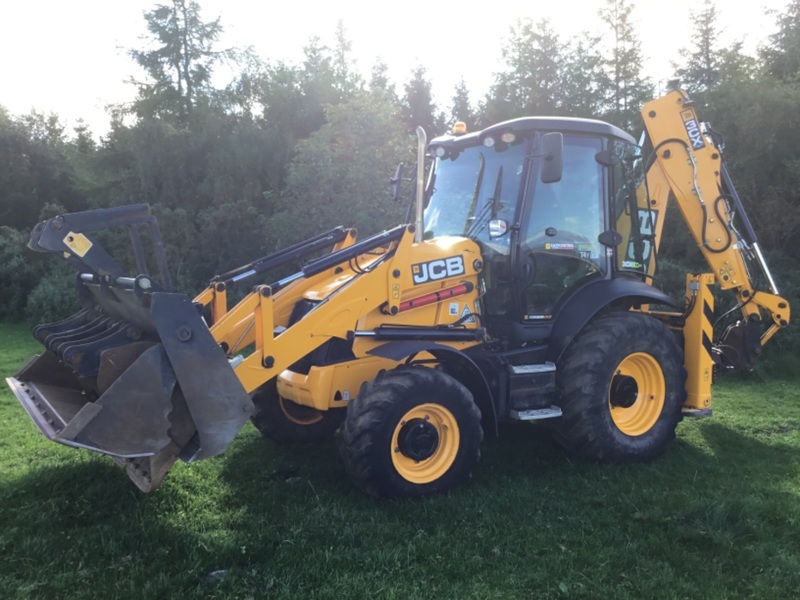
[113,442,183,493]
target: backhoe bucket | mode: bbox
[5,206,253,491]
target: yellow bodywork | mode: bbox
[194,227,484,409]
[641,90,790,412]
[681,274,716,412]
[642,91,790,338]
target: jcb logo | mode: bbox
[412,256,466,285]
[681,111,705,150]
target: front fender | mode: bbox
[367,341,498,435]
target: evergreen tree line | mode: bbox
[2,0,800,369]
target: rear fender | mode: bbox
[549,278,677,361]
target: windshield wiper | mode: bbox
[467,166,503,239]
[462,154,486,236]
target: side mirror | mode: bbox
[391,162,405,201]
[540,132,563,183]
[489,219,509,238]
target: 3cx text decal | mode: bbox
[412,256,466,285]
[681,109,705,151]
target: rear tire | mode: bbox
[340,367,483,498]
[250,382,344,444]
[553,312,686,463]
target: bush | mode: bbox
[0,226,49,321]
[24,266,80,325]
[751,249,800,376]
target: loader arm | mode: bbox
[640,89,790,371]
[6,204,485,491]
[209,225,412,394]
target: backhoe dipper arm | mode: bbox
[641,89,790,369]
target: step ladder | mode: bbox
[508,362,562,421]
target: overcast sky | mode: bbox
[0,0,788,136]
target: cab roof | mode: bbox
[431,116,636,148]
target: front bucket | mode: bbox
[7,341,189,491]
[8,205,253,491]
[7,292,253,492]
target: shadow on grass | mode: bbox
[1,417,798,599]
[213,415,800,517]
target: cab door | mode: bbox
[516,135,607,319]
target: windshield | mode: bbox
[423,140,528,247]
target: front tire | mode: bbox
[340,367,483,498]
[553,312,686,463]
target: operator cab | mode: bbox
[424,117,654,349]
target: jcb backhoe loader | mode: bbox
[6,88,790,497]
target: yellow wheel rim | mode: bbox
[279,397,323,426]
[608,352,666,436]
[391,403,460,484]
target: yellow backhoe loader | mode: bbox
[6,88,790,496]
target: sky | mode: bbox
[0,0,790,137]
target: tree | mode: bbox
[129,0,231,123]
[297,36,343,131]
[560,34,607,118]
[483,18,567,122]
[760,0,800,82]
[598,0,653,130]
[255,61,310,192]
[401,65,443,138]
[252,32,360,193]
[218,51,268,122]
[279,89,411,245]
[716,42,758,86]
[0,110,86,229]
[369,58,397,101]
[332,20,362,96]
[674,0,722,96]
[450,78,476,131]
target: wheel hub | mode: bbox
[397,418,440,461]
[610,375,638,408]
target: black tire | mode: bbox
[340,367,483,498]
[553,312,686,463]
[250,382,344,444]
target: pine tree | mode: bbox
[484,18,566,120]
[450,78,476,131]
[369,59,398,102]
[598,0,653,130]
[332,20,362,97]
[560,34,606,118]
[760,0,800,82]
[129,0,231,123]
[401,66,441,137]
[674,0,721,95]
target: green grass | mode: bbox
[1,321,799,599]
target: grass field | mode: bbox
[1,321,799,599]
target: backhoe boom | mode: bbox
[641,89,790,370]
